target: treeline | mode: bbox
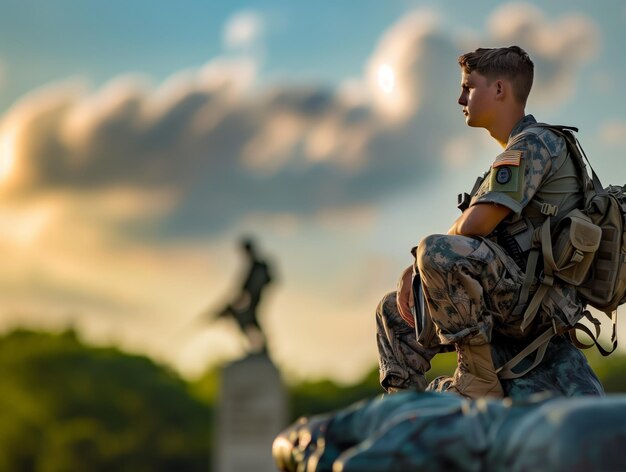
[1,329,625,470]
[0,330,210,471]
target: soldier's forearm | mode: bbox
[450,203,511,237]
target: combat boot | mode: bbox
[447,343,504,399]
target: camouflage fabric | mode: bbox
[416,234,526,345]
[414,115,586,348]
[376,291,439,391]
[273,391,626,472]
[376,291,603,397]
[471,114,569,214]
[470,114,585,328]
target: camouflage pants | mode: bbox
[377,234,603,396]
[416,234,526,345]
[376,234,516,392]
[376,291,440,391]
[376,289,603,396]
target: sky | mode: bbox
[1,0,626,384]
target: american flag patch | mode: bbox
[493,150,522,168]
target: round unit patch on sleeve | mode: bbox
[495,166,512,184]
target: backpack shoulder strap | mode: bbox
[529,123,605,194]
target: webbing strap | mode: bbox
[496,327,555,380]
[570,322,618,356]
[529,199,558,216]
[508,215,564,376]
[520,217,556,332]
[572,135,605,194]
[540,215,559,275]
[607,308,618,351]
[520,284,550,332]
[512,248,540,317]
[569,310,602,349]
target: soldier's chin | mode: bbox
[465,116,480,127]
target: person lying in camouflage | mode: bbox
[273,390,626,471]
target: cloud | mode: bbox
[593,120,626,182]
[0,4,601,245]
[486,2,599,106]
[365,9,450,121]
[598,119,626,146]
[223,11,265,50]
[0,15,461,241]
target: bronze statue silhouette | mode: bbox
[214,237,273,352]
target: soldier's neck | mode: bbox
[490,109,526,149]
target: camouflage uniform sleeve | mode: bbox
[470,134,553,214]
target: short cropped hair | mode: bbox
[458,46,534,105]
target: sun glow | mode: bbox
[0,128,17,182]
[377,64,396,94]
[369,61,412,121]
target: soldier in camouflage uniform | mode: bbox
[377,46,603,398]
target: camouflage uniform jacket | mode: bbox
[470,114,585,329]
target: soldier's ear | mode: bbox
[494,80,505,100]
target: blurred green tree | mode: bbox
[0,329,210,472]
[288,368,381,419]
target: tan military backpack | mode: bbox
[497,125,626,379]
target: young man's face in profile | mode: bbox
[457,70,497,129]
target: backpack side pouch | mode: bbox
[552,209,602,286]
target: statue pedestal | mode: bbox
[216,353,287,472]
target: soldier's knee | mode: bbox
[416,234,446,275]
[376,291,398,319]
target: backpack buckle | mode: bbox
[540,203,558,216]
[571,249,584,264]
[539,273,554,287]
